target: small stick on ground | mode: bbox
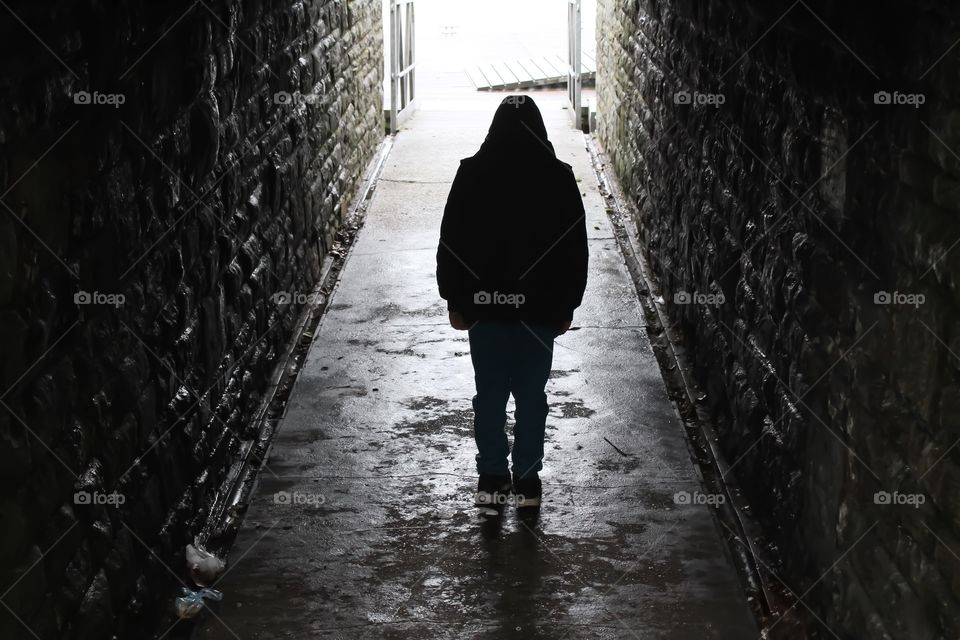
[603,436,631,457]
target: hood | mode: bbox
[476,95,556,161]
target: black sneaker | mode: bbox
[512,473,541,508]
[475,474,512,509]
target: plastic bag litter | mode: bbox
[186,542,226,586]
[175,587,224,619]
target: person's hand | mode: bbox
[449,310,469,330]
[555,320,572,336]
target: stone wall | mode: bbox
[0,0,382,637]
[597,0,960,636]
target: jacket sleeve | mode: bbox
[557,168,589,321]
[437,163,475,312]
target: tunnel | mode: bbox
[0,0,957,638]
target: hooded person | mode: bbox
[436,95,589,512]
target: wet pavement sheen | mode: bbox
[197,94,758,639]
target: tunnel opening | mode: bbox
[379,0,601,135]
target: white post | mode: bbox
[567,0,582,130]
[389,1,399,134]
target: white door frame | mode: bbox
[388,0,417,134]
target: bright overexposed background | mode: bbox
[383,0,597,107]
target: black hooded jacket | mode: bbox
[436,96,589,325]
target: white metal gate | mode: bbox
[567,0,583,130]
[388,0,416,134]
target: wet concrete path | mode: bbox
[197,94,758,639]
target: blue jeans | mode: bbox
[468,321,557,479]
